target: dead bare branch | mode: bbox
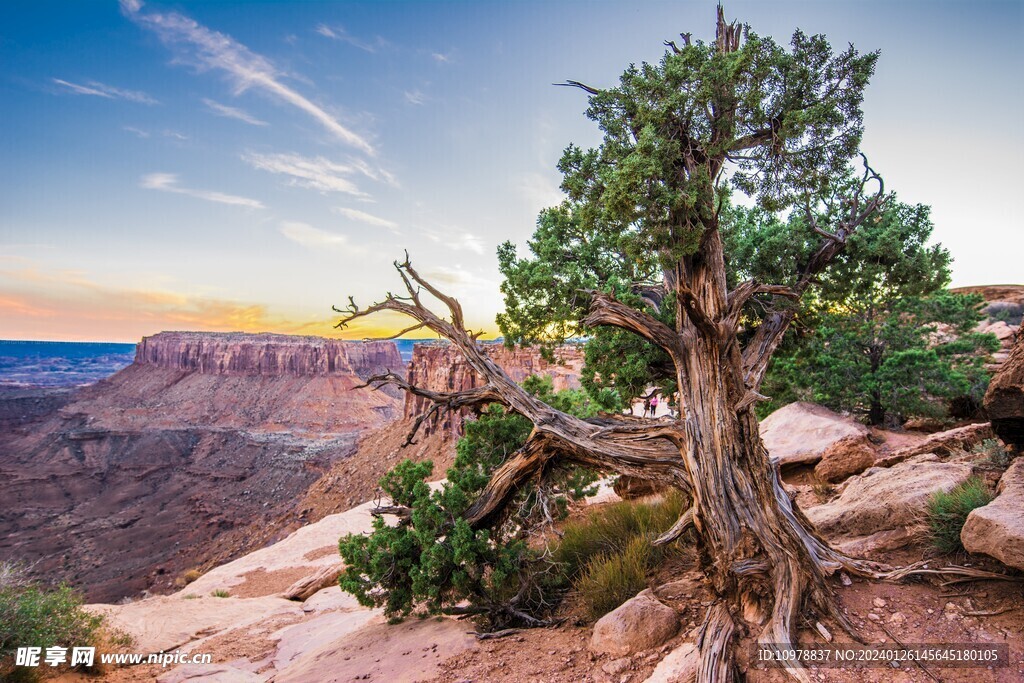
[553,79,601,95]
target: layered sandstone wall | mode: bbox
[404,342,584,435]
[0,332,410,601]
[135,332,404,381]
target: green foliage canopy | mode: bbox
[498,17,879,404]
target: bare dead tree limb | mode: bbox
[553,79,602,95]
[340,257,694,524]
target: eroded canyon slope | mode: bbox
[405,342,584,436]
[0,333,405,602]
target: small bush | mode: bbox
[0,563,105,682]
[985,302,1023,327]
[812,482,834,502]
[556,490,686,579]
[574,536,653,620]
[973,438,1012,469]
[926,477,994,553]
[210,589,230,598]
[181,569,202,584]
[556,491,688,619]
[338,378,606,630]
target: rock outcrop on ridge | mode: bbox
[985,330,1024,449]
[404,342,584,436]
[0,332,406,602]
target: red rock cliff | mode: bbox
[0,332,409,602]
[135,331,404,381]
[404,342,584,436]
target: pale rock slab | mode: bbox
[644,641,698,683]
[760,402,869,467]
[272,610,382,670]
[183,501,377,598]
[272,616,476,683]
[89,595,304,654]
[806,454,973,545]
[156,663,266,682]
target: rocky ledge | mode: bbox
[404,342,584,435]
[135,331,403,380]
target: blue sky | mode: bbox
[1,0,1021,342]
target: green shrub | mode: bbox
[338,377,604,630]
[555,491,688,619]
[210,589,230,598]
[0,563,104,682]
[556,490,685,579]
[574,536,653,620]
[925,477,994,553]
[973,438,1012,468]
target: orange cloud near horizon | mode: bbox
[0,287,495,344]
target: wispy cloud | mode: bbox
[403,89,426,106]
[425,265,490,287]
[243,152,397,198]
[519,171,564,213]
[0,266,344,341]
[202,98,268,126]
[140,172,264,208]
[431,51,452,64]
[423,226,486,255]
[314,24,388,53]
[121,0,373,155]
[243,152,368,197]
[279,221,362,252]
[334,207,398,232]
[123,126,189,141]
[51,78,159,104]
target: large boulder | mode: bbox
[814,435,877,483]
[962,458,1024,571]
[590,589,679,656]
[760,402,869,467]
[985,331,1024,449]
[806,454,974,552]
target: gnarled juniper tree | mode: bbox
[337,8,966,681]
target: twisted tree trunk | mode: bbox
[338,239,886,682]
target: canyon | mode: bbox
[0,333,406,602]
[0,333,585,603]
